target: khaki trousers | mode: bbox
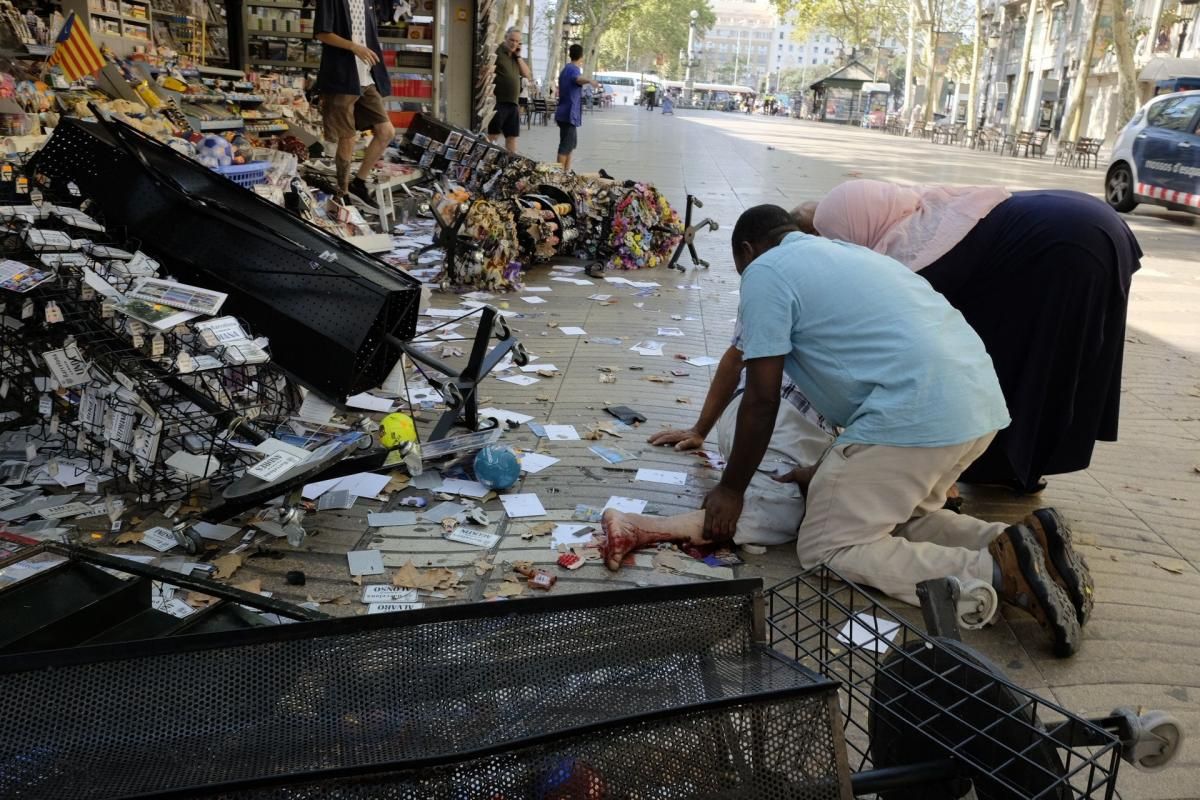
[796,432,1008,606]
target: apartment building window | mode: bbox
[788,44,794,51]
[1050,5,1065,40]
[1070,0,1083,36]
[779,31,785,39]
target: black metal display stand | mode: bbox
[28,113,422,402]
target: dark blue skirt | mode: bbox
[919,190,1142,489]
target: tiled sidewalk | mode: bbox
[257,108,1200,797]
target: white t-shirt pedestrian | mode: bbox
[348,0,371,87]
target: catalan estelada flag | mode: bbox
[48,12,106,82]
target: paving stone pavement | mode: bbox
[238,108,1199,798]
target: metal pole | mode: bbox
[626,27,631,70]
[734,29,741,84]
[685,15,695,103]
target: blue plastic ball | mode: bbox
[473,445,521,491]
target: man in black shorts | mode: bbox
[314,0,394,205]
[554,44,598,173]
[488,27,531,154]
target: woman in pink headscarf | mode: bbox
[812,180,1142,493]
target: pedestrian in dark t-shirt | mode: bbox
[554,44,598,173]
[314,0,395,205]
[488,27,532,154]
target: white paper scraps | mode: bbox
[519,453,559,474]
[297,392,336,424]
[478,407,534,426]
[522,286,553,292]
[317,489,356,511]
[550,523,594,549]
[192,522,241,541]
[253,438,312,461]
[657,327,685,337]
[247,451,302,482]
[630,341,664,356]
[445,527,500,548]
[37,501,94,520]
[420,500,468,522]
[497,374,540,386]
[559,327,587,336]
[129,277,227,316]
[368,602,425,613]
[165,451,221,478]
[542,425,580,441]
[345,392,396,412]
[555,265,586,274]
[422,307,468,318]
[461,291,495,301]
[436,478,492,499]
[43,343,90,388]
[588,294,613,301]
[685,355,720,367]
[520,296,548,304]
[302,472,390,501]
[635,469,688,486]
[604,496,648,513]
[140,526,179,552]
[362,585,418,603]
[628,280,661,289]
[500,493,547,518]
[520,364,557,373]
[551,277,594,286]
[603,276,631,285]
[836,613,902,654]
[347,549,385,576]
[367,510,419,527]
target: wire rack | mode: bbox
[766,567,1122,799]
[0,580,853,800]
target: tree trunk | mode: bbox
[1111,0,1139,128]
[1007,0,1038,132]
[967,0,983,132]
[1059,0,1105,144]
[902,0,916,120]
[544,0,569,89]
[922,17,936,124]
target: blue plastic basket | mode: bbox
[213,161,268,188]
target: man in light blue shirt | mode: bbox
[706,204,1087,658]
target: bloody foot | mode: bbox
[600,509,706,572]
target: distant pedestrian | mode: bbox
[554,43,599,173]
[488,27,531,154]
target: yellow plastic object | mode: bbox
[134,81,165,110]
[379,412,417,448]
[162,77,188,92]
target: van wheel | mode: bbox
[1105,163,1138,212]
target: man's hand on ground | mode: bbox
[771,464,817,492]
[647,428,705,451]
[353,44,379,66]
[702,485,743,541]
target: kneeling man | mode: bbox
[609,205,1092,658]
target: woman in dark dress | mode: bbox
[813,180,1141,493]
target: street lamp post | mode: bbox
[1179,0,1199,58]
[684,9,699,104]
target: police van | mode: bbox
[1105,90,1200,215]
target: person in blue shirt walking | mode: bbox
[554,44,599,173]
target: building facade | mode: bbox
[976,0,1200,142]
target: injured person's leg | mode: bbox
[600,509,709,570]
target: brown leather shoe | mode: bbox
[1026,507,1094,627]
[989,524,1081,658]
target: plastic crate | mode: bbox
[213,160,268,188]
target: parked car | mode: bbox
[1105,90,1200,214]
